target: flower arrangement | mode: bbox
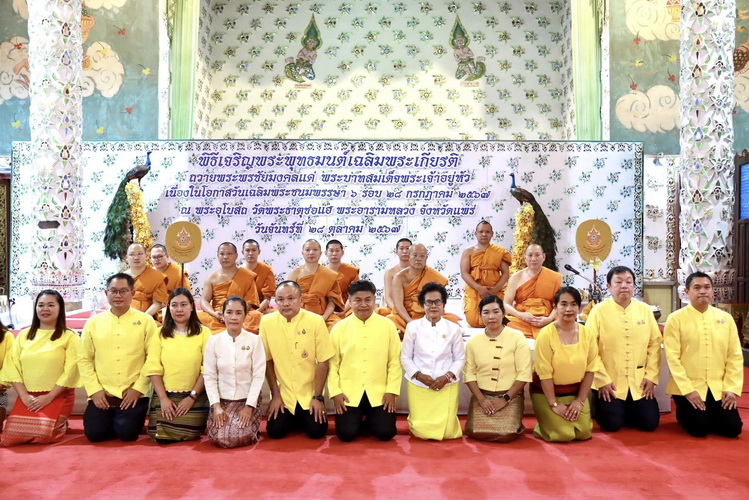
[125,181,153,261]
[511,203,534,273]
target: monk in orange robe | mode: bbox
[324,239,360,317]
[387,243,460,335]
[288,239,345,330]
[126,243,168,319]
[198,242,263,333]
[242,238,276,313]
[460,221,511,327]
[376,238,412,316]
[151,244,192,294]
[504,243,562,338]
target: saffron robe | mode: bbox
[297,266,345,331]
[387,267,460,332]
[463,244,511,328]
[505,267,562,338]
[198,267,263,333]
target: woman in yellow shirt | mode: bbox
[143,288,211,443]
[464,296,532,442]
[531,287,600,442]
[0,320,14,429]
[0,290,80,446]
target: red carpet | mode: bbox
[2,386,748,499]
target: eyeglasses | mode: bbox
[424,299,443,307]
[107,288,132,296]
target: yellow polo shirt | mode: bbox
[664,304,744,398]
[78,308,156,398]
[328,313,402,407]
[259,309,334,412]
[142,325,211,392]
[463,327,532,392]
[535,323,600,385]
[587,298,662,400]
[0,330,16,387]
[0,328,80,391]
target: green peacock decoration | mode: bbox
[103,152,152,260]
[509,173,558,272]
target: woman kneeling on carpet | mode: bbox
[401,282,465,440]
[143,288,211,443]
[0,290,80,446]
[203,296,266,448]
[464,296,532,442]
[531,287,600,442]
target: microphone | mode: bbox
[564,264,581,275]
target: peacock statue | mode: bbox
[509,173,558,272]
[103,152,152,260]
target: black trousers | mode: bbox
[673,392,743,438]
[266,402,328,439]
[83,397,149,442]
[593,389,660,432]
[334,392,397,442]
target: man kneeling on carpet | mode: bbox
[78,273,157,442]
[260,281,334,439]
[203,296,266,448]
[328,280,402,442]
[0,290,80,446]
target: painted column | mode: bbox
[28,0,85,303]
[678,1,735,302]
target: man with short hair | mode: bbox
[242,239,276,313]
[387,243,460,334]
[377,238,412,316]
[460,221,511,327]
[588,266,661,432]
[198,242,263,333]
[78,273,157,442]
[150,243,191,294]
[325,239,360,317]
[664,272,743,438]
[328,280,401,442]
[260,281,334,439]
[125,242,168,319]
[288,239,345,330]
[503,243,562,338]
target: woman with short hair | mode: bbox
[0,290,79,445]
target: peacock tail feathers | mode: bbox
[103,177,132,261]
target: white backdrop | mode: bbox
[11,140,643,302]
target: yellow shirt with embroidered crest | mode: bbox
[259,309,334,412]
[463,326,532,392]
[78,308,156,398]
[664,304,743,398]
[328,313,402,407]
[0,328,80,391]
[587,298,662,400]
[142,325,211,392]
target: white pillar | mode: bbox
[28,0,85,303]
[678,1,736,302]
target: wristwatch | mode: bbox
[312,395,324,402]
[188,390,197,400]
[502,393,512,403]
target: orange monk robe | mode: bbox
[332,262,360,303]
[386,267,461,333]
[162,261,191,294]
[505,267,563,339]
[463,244,512,328]
[297,266,345,331]
[132,267,169,314]
[252,261,276,303]
[197,267,263,334]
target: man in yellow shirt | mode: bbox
[78,273,157,442]
[259,281,334,439]
[588,266,661,432]
[664,272,743,438]
[328,280,402,442]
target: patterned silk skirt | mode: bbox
[465,390,524,442]
[206,395,262,449]
[1,388,75,446]
[147,391,210,442]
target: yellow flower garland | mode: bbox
[510,203,535,274]
[125,181,153,261]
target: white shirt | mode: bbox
[401,317,465,388]
[203,330,266,407]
